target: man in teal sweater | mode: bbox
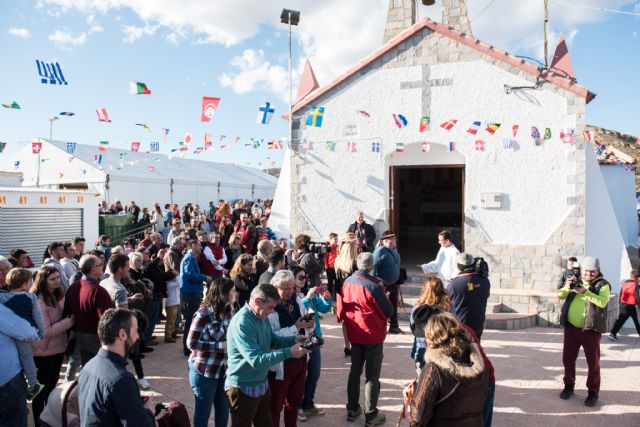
[226,283,309,427]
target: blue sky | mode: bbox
[0,0,639,169]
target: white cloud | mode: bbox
[48,28,88,51]
[219,49,289,101]
[87,14,103,33]
[36,0,633,93]
[122,24,158,43]
[8,27,31,39]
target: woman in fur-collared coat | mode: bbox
[409,312,489,427]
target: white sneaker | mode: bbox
[139,378,151,390]
[297,409,307,422]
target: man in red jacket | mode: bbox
[234,212,257,254]
[337,252,392,427]
[63,255,114,365]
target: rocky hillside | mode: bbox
[587,124,639,192]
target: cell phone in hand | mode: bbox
[316,285,327,294]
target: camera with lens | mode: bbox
[568,263,583,289]
[309,241,329,256]
[300,332,322,350]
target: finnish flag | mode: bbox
[257,102,275,125]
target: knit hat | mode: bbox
[412,305,442,338]
[456,253,474,272]
[581,256,600,271]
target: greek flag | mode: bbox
[150,142,160,152]
[36,60,68,85]
[66,142,77,154]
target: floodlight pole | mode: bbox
[544,0,549,68]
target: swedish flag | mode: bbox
[306,107,324,127]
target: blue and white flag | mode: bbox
[66,142,77,154]
[36,60,68,85]
[150,141,160,152]
[257,102,275,125]
[503,138,514,149]
[371,141,381,153]
[14,161,20,170]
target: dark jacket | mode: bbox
[347,221,376,252]
[144,257,170,299]
[373,246,401,285]
[258,269,276,286]
[232,274,257,308]
[448,272,491,338]
[78,349,155,426]
[409,343,489,427]
[560,275,611,333]
[337,270,392,345]
[296,251,324,288]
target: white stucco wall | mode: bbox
[585,147,631,295]
[294,59,578,244]
[269,148,292,240]
[600,164,638,247]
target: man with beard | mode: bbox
[78,308,156,426]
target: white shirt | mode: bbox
[420,244,460,284]
[203,246,227,271]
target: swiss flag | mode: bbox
[131,141,140,152]
[32,141,42,154]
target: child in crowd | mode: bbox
[409,277,451,375]
[165,273,181,343]
[324,233,339,302]
[0,268,47,399]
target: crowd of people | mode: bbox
[0,198,637,427]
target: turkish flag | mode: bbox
[32,141,42,154]
[201,97,220,122]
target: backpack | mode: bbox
[473,257,489,278]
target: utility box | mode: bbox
[481,192,503,209]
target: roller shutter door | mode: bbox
[0,208,83,260]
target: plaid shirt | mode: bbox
[187,306,232,379]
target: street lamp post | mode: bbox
[38,115,59,187]
[280,8,300,151]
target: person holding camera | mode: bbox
[373,231,403,334]
[558,256,611,407]
[338,252,393,427]
[447,253,491,340]
[558,256,579,289]
[292,266,332,421]
[267,270,314,427]
[293,234,324,289]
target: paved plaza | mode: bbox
[87,316,640,427]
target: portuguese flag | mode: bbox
[129,81,151,95]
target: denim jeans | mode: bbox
[182,293,203,352]
[302,344,322,410]
[0,372,28,427]
[483,381,495,427]
[188,364,228,427]
[144,298,162,342]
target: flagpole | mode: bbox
[288,11,292,151]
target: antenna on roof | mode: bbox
[544,0,549,68]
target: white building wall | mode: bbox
[585,147,631,295]
[269,148,293,240]
[295,60,577,244]
[600,165,638,247]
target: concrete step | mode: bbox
[486,302,503,314]
[484,313,537,330]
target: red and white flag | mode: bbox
[201,97,220,122]
[32,141,42,154]
[148,166,155,173]
[131,141,140,152]
[440,119,458,131]
[421,142,431,153]
[96,108,111,122]
[185,133,192,145]
[347,142,357,152]
[475,140,485,151]
[512,124,519,137]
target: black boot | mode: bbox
[584,392,598,407]
[559,385,574,400]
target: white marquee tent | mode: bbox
[0,140,277,208]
